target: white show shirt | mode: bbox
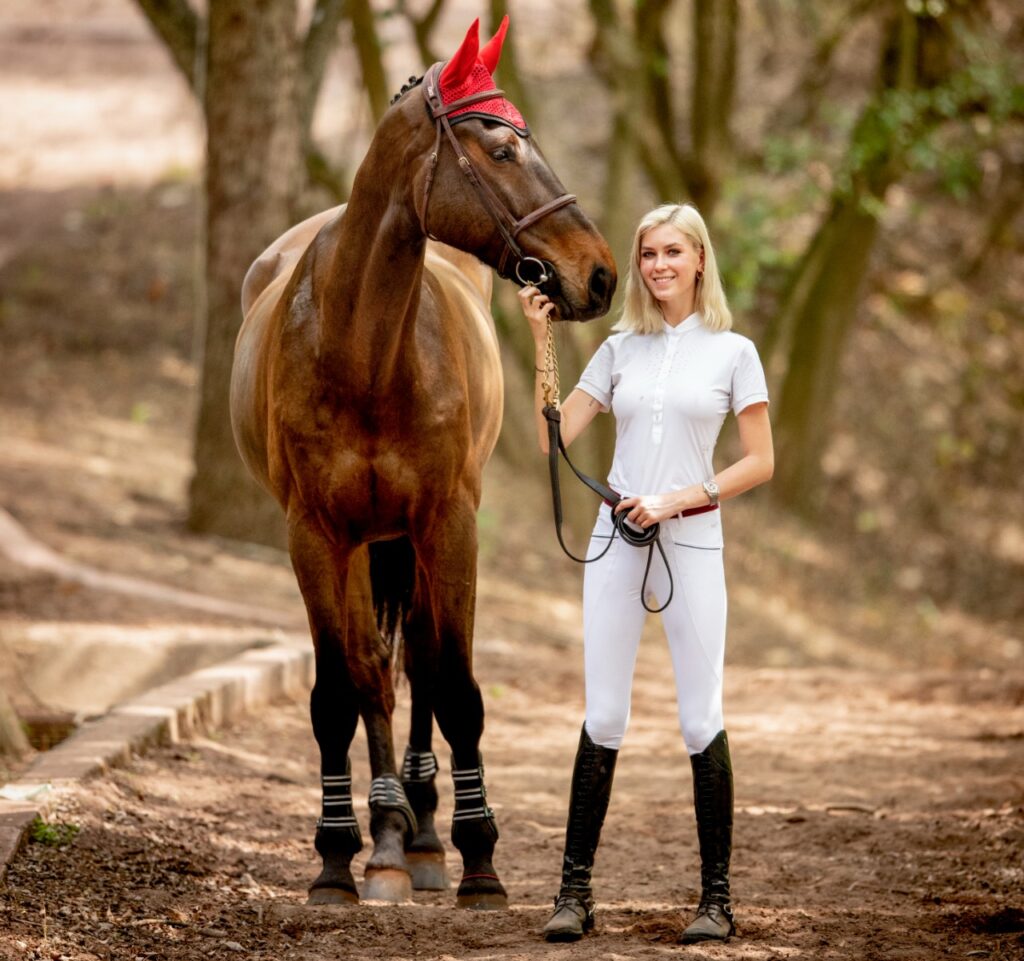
[576,312,769,549]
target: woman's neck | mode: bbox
[660,292,698,328]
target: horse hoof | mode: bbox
[408,851,449,891]
[456,891,508,911]
[307,886,359,906]
[363,868,413,903]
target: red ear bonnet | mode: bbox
[478,15,509,74]
[439,16,527,132]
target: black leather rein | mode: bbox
[542,405,673,614]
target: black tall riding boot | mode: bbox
[542,726,618,942]
[681,729,736,944]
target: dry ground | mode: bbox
[1,646,1022,960]
[1,3,1023,960]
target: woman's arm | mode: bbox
[518,285,604,453]
[617,402,774,529]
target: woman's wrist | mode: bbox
[680,485,707,511]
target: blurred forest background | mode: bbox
[1,0,1023,757]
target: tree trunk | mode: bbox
[134,0,348,205]
[690,0,738,212]
[770,200,881,511]
[768,9,938,513]
[187,0,300,546]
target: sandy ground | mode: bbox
[1,2,1023,960]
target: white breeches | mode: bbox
[582,507,727,755]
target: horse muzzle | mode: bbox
[511,257,616,323]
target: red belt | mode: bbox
[604,499,718,518]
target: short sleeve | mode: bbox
[575,337,615,411]
[731,337,769,415]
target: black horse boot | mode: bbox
[542,726,618,942]
[681,730,736,944]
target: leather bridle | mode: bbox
[416,62,578,287]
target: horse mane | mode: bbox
[389,74,425,107]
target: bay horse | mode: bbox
[231,18,615,908]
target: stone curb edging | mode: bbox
[0,643,313,883]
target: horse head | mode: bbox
[387,18,616,322]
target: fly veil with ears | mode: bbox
[415,17,576,289]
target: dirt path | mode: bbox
[2,632,1022,960]
[1,2,1022,958]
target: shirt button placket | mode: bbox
[651,337,678,445]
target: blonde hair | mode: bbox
[613,203,732,334]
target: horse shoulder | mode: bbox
[241,204,346,316]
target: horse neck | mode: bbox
[317,139,428,384]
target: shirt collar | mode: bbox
[663,311,702,335]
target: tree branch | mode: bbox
[395,0,446,69]
[347,0,390,123]
[134,0,200,93]
[300,0,347,135]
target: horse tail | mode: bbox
[368,537,416,668]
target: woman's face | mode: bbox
[638,223,704,307]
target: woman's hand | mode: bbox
[517,284,556,350]
[614,493,683,529]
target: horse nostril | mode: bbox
[589,265,614,303]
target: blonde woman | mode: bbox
[519,203,774,944]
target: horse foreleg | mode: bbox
[288,516,362,905]
[348,547,417,903]
[416,516,507,910]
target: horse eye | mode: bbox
[490,146,513,163]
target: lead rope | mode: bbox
[541,319,560,411]
[539,324,673,614]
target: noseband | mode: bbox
[416,62,577,286]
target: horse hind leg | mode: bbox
[349,546,417,903]
[401,682,449,891]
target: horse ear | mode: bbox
[479,15,509,75]
[440,18,481,89]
